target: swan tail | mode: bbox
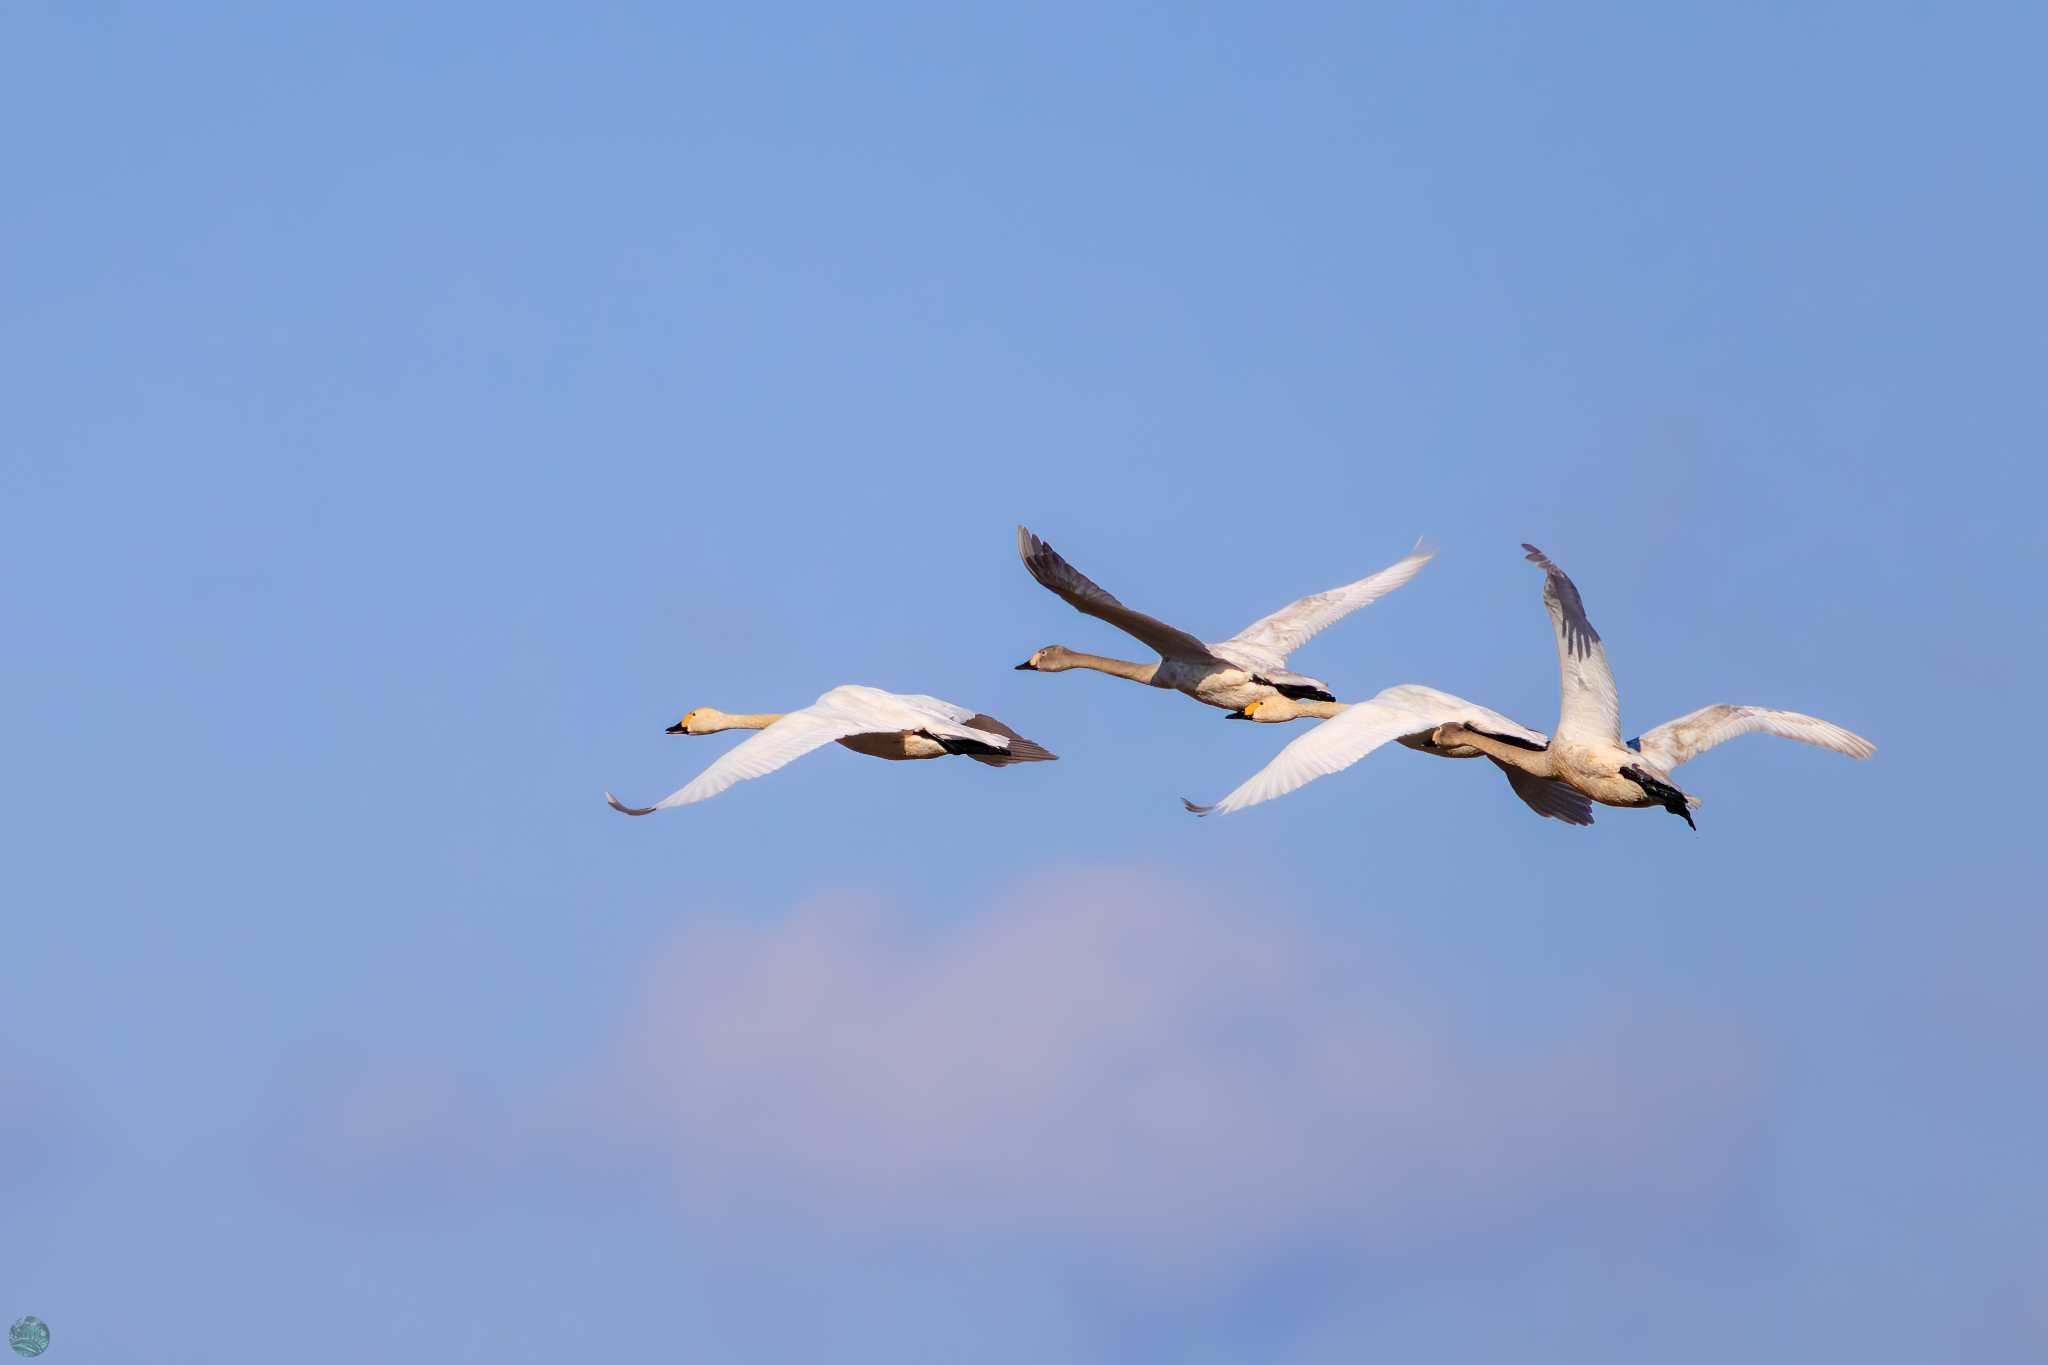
[955,714,1059,766]
[1254,673,1336,704]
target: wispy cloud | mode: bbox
[585,869,1766,1282]
[281,867,1770,1286]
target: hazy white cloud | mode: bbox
[276,867,1769,1283]
[553,867,1769,1284]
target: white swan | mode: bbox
[605,684,1055,815]
[1188,545,1873,823]
[1186,685,1594,823]
[1013,525,1433,714]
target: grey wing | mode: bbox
[1522,544,1622,744]
[1217,540,1435,673]
[1017,526,1221,663]
[1495,762,1595,825]
[1632,704,1875,771]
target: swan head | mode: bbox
[666,707,725,735]
[1230,697,1299,722]
[1014,645,1072,672]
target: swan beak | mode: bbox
[664,720,688,735]
[1014,661,1037,671]
[1224,709,1252,720]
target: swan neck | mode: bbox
[711,712,783,732]
[1457,730,1553,775]
[1059,652,1158,684]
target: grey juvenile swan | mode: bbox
[1013,525,1433,716]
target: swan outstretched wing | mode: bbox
[606,686,1009,815]
[1631,704,1875,772]
[1183,698,1433,816]
[605,707,871,814]
[1215,540,1435,673]
[1370,683,1550,743]
[1186,682,1590,823]
[1523,544,1622,745]
[1182,684,1507,817]
[1017,526,1221,663]
[821,685,981,734]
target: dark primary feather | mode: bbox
[1015,525,1217,662]
[1522,543,1601,660]
[960,714,1058,767]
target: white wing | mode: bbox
[1183,697,1434,816]
[1371,683,1551,744]
[605,685,1006,816]
[1631,704,1875,772]
[1017,526,1221,663]
[820,684,979,731]
[1187,683,1590,822]
[1214,540,1435,674]
[1376,684,1592,825]
[1522,544,1622,745]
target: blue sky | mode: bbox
[4,2,2045,1360]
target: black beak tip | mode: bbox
[664,722,686,734]
[1014,661,1035,671]
[1224,710,1251,720]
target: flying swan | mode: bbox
[605,684,1056,815]
[1013,525,1433,715]
[1187,546,1873,823]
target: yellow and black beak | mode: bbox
[1014,660,1038,671]
[1225,707,1253,720]
[664,720,688,735]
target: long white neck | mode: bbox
[1250,697,1349,721]
[705,712,783,732]
[1050,651,1159,685]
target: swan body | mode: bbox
[1014,526,1433,715]
[605,685,1055,815]
[1189,548,1873,824]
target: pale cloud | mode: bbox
[276,867,1770,1284]
[556,867,1770,1284]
